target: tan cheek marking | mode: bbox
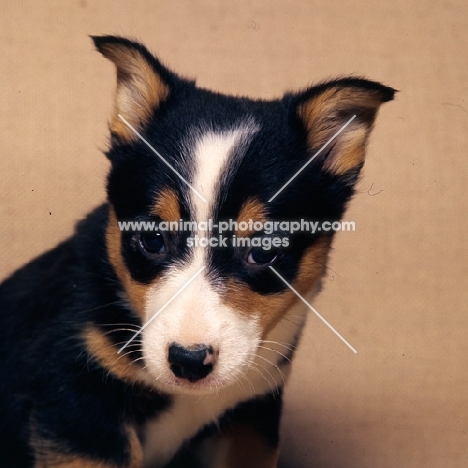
[293,236,332,292]
[224,279,295,335]
[33,428,141,468]
[223,237,331,334]
[224,426,279,468]
[99,43,170,143]
[151,188,181,222]
[35,456,117,468]
[32,413,142,468]
[31,434,118,468]
[298,87,381,176]
[106,208,147,318]
[234,197,268,238]
[84,326,144,384]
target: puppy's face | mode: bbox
[95,36,393,393]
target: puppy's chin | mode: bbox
[145,368,243,396]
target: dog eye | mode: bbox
[139,232,166,255]
[247,247,278,265]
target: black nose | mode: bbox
[168,343,215,382]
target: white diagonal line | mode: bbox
[268,114,356,202]
[117,266,206,354]
[117,114,207,203]
[269,266,357,353]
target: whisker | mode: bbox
[236,369,255,397]
[102,327,141,337]
[257,345,292,364]
[99,322,141,328]
[248,365,275,394]
[253,354,287,387]
[75,301,122,315]
[260,340,295,352]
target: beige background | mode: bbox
[1,1,467,467]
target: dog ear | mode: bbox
[91,36,171,143]
[296,79,395,177]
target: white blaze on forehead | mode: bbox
[190,124,258,223]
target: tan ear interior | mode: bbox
[98,42,170,143]
[298,86,387,175]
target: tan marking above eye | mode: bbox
[152,188,181,223]
[235,197,268,237]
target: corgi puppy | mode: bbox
[0,36,394,468]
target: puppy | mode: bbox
[0,36,394,467]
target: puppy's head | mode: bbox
[93,36,394,393]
